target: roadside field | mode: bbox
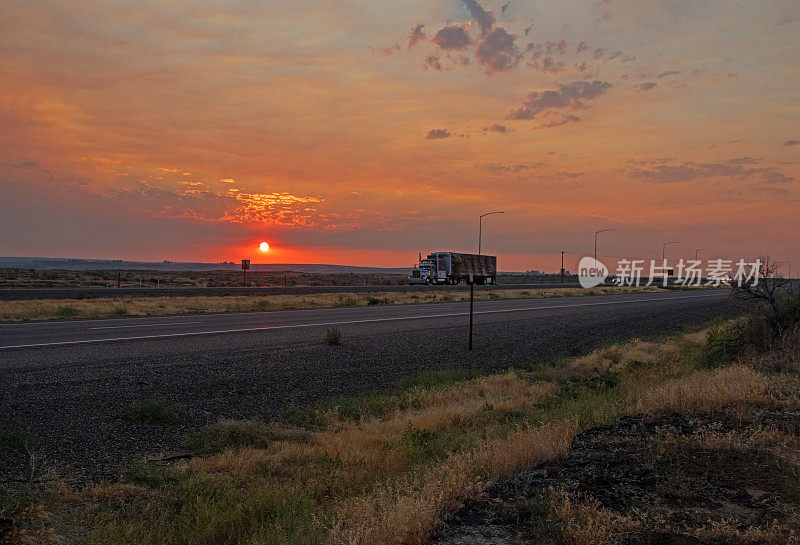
[4,306,798,544]
[0,286,666,321]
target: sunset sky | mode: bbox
[1,0,798,271]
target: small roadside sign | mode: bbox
[241,260,250,270]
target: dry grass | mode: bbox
[695,519,799,545]
[569,332,706,375]
[0,286,661,321]
[329,420,577,545]
[670,426,800,467]
[186,372,555,481]
[635,364,768,414]
[545,486,643,545]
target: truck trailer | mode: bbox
[409,251,497,285]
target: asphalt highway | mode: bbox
[0,290,726,350]
[0,289,735,481]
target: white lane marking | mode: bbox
[88,321,201,330]
[0,292,726,350]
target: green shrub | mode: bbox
[112,306,128,316]
[0,428,28,451]
[54,306,79,318]
[128,398,179,426]
[185,419,311,454]
[740,290,800,352]
[702,320,743,367]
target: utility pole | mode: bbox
[117,268,121,288]
[561,251,565,283]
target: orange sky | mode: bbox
[1,1,798,271]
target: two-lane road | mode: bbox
[1,290,727,350]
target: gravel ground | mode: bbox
[0,295,735,483]
[434,408,800,544]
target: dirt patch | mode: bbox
[435,408,800,544]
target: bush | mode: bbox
[128,398,179,426]
[702,320,743,367]
[367,297,391,305]
[54,306,79,318]
[740,289,800,352]
[185,419,311,453]
[112,306,128,316]
[325,326,342,346]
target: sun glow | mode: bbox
[259,241,270,252]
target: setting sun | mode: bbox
[259,241,270,252]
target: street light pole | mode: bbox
[594,228,615,263]
[478,211,504,255]
[695,248,709,261]
[662,241,679,261]
[470,211,503,351]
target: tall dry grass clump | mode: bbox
[546,486,642,545]
[330,420,577,545]
[0,285,661,321]
[636,364,768,414]
[569,333,705,375]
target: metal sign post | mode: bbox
[242,259,250,286]
[468,273,474,351]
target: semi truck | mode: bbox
[408,251,497,285]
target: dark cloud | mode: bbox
[477,162,539,173]
[576,41,589,53]
[506,80,612,120]
[369,43,401,56]
[629,161,794,185]
[555,171,583,179]
[502,1,511,13]
[461,0,494,37]
[408,22,426,49]
[656,70,680,79]
[782,140,800,146]
[626,157,677,166]
[432,24,471,50]
[13,160,39,169]
[424,54,448,72]
[475,27,521,73]
[426,128,452,139]
[528,56,564,74]
[538,114,581,128]
[482,124,510,134]
[727,157,762,165]
[526,41,567,60]
[524,22,533,36]
[638,82,657,91]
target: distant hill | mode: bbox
[0,257,411,275]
